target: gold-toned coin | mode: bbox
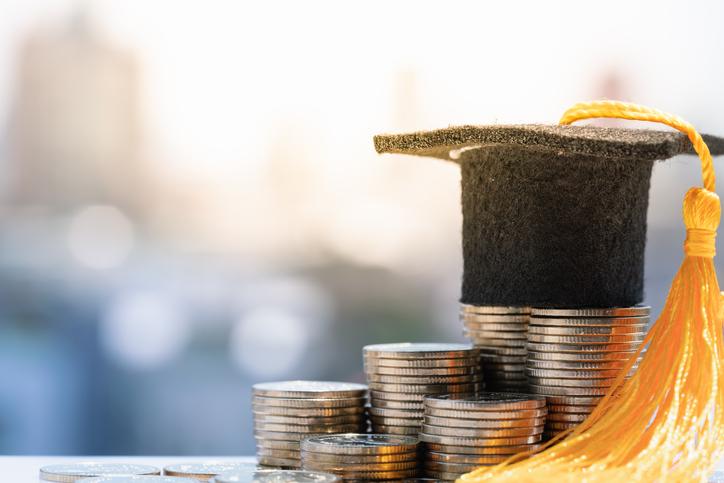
[528,325,646,335]
[464,330,528,340]
[529,384,612,396]
[368,407,422,418]
[252,396,367,409]
[546,404,597,414]
[299,460,418,472]
[368,416,421,427]
[544,395,604,406]
[525,368,626,379]
[369,399,425,410]
[526,342,642,353]
[254,414,365,425]
[527,376,617,388]
[527,333,645,344]
[527,350,639,361]
[364,365,478,376]
[477,347,528,356]
[465,336,528,348]
[255,439,301,450]
[423,415,545,429]
[253,422,365,433]
[546,412,589,423]
[460,304,530,315]
[479,354,528,364]
[530,306,650,317]
[367,382,480,394]
[425,407,547,420]
[525,359,638,370]
[421,442,543,455]
[257,448,300,459]
[423,460,493,473]
[426,451,525,464]
[423,393,544,412]
[300,452,418,464]
[546,421,582,430]
[366,374,482,384]
[529,317,648,327]
[463,321,529,331]
[252,405,366,417]
[370,424,420,435]
[370,391,428,402]
[421,424,543,438]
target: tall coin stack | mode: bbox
[525,306,649,438]
[252,381,369,468]
[363,343,483,436]
[460,304,531,392]
[418,393,546,481]
[301,434,420,481]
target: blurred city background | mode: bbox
[1,0,723,456]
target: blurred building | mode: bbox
[5,9,146,218]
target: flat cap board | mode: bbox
[373,124,724,308]
[373,124,724,161]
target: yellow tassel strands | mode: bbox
[460,101,724,483]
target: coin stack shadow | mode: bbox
[363,343,483,437]
[252,381,369,468]
[460,305,531,393]
[525,306,650,439]
[300,433,420,481]
[419,394,546,481]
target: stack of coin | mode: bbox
[252,381,369,468]
[363,343,483,436]
[211,469,342,483]
[419,393,546,481]
[460,304,530,392]
[164,462,258,481]
[301,433,420,481]
[526,306,649,438]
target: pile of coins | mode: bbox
[460,304,530,392]
[164,462,258,481]
[39,463,162,482]
[211,469,342,483]
[252,381,369,468]
[300,434,420,481]
[526,306,649,438]
[363,343,483,436]
[419,393,546,481]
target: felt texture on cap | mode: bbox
[374,124,724,308]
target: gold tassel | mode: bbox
[460,101,724,483]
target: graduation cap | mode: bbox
[373,101,724,481]
[375,122,724,309]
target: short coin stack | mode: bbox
[363,343,483,436]
[419,393,546,481]
[252,381,369,468]
[460,305,531,392]
[525,306,649,438]
[301,433,420,481]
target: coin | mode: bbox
[40,464,161,482]
[526,342,642,353]
[424,393,545,411]
[460,305,531,315]
[256,448,300,459]
[79,478,195,483]
[425,407,547,420]
[370,424,420,435]
[300,452,419,464]
[367,382,480,394]
[525,359,636,370]
[479,354,527,364]
[478,347,528,356]
[465,336,528,348]
[527,376,617,388]
[368,416,422,427]
[363,343,478,359]
[462,321,529,331]
[213,470,341,483]
[421,442,543,455]
[531,306,650,317]
[546,404,597,414]
[369,407,422,418]
[546,412,589,423]
[257,456,300,468]
[482,362,526,371]
[368,398,425,410]
[252,381,368,399]
[370,391,428,402]
[252,396,367,409]
[255,439,301,451]
[164,462,258,480]
[301,468,418,480]
[545,395,603,406]
[300,460,418,472]
[254,414,365,425]
[527,350,639,361]
[366,374,482,384]
[527,325,646,335]
[254,427,363,441]
[423,469,472,480]
[362,357,479,368]
[301,434,419,455]
[252,405,367,417]
[418,433,542,447]
[527,333,645,344]
[421,424,543,438]
[546,421,581,430]
[364,365,478,376]
[424,415,545,429]
[254,421,367,433]
[528,384,612,396]
[526,367,629,379]
[426,450,529,464]
[464,330,528,340]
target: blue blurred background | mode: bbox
[0,0,723,456]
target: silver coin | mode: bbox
[256,456,300,468]
[546,412,589,423]
[421,442,543,455]
[462,316,530,325]
[79,478,194,483]
[255,440,301,451]
[545,395,603,406]
[364,365,478,376]
[256,448,301,459]
[254,414,365,425]
[363,343,478,359]
[460,304,531,315]
[367,382,480,394]
[252,382,368,399]
[464,330,528,340]
[547,404,597,414]
[368,407,423,418]
[363,357,479,368]
[526,342,642,353]
[254,422,365,433]
[425,451,527,465]
[164,463,258,479]
[369,399,425,410]
[531,306,651,317]
[252,406,366,417]
[424,415,545,429]
[479,354,528,364]
[529,384,613,396]
[299,460,418,472]
[369,424,421,435]
[477,347,528,356]
[525,368,629,379]
[254,428,363,441]
[525,359,638,370]
[527,333,645,344]
[301,434,418,455]
[214,470,341,483]
[40,464,160,482]
[370,391,428,402]
[465,336,528,348]
[424,393,544,411]
[252,396,367,409]
[527,350,640,362]
[425,407,547,420]
[299,468,418,480]
[368,416,422,427]
[366,373,482,384]
[418,433,542,447]
[300,452,418,464]
[528,325,646,335]
[421,424,543,438]
[529,317,649,328]
[527,376,617,388]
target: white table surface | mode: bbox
[2,455,723,482]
